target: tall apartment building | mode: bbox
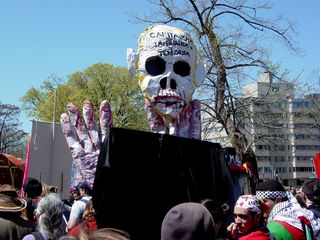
[203,73,320,186]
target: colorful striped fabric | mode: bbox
[267,220,305,240]
[268,193,320,237]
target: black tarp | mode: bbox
[92,127,234,239]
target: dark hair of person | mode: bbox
[69,188,81,204]
[295,192,307,208]
[302,179,320,206]
[49,185,58,193]
[200,198,229,238]
[256,179,288,201]
[23,177,42,198]
[83,188,92,196]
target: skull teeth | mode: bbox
[155,97,179,104]
[154,89,184,108]
[156,90,181,101]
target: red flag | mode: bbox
[314,152,320,179]
[20,138,31,197]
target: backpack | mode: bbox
[31,232,45,240]
[79,198,89,204]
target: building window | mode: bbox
[275,167,287,173]
[274,156,286,162]
[275,102,287,108]
[294,134,320,140]
[272,86,280,92]
[296,156,313,161]
[295,145,320,151]
[275,145,286,151]
[293,101,309,108]
[292,167,314,172]
[256,145,270,150]
[257,156,271,161]
[263,167,272,173]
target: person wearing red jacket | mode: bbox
[227,195,272,240]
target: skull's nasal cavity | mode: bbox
[170,79,177,89]
[160,77,177,90]
[160,78,167,89]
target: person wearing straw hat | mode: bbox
[0,184,35,240]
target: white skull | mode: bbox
[128,25,205,119]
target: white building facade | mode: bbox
[203,73,320,186]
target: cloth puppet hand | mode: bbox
[60,100,112,188]
[145,99,201,139]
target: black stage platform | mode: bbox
[92,127,234,239]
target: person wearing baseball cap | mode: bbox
[227,194,271,240]
[67,182,92,232]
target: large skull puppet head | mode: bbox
[128,25,205,119]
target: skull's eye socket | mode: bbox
[173,61,190,77]
[145,56,166,76]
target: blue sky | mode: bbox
[1,0,319,133]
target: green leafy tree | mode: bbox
[21,63,148,130]
[21,74,68,121]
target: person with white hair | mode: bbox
[22,193,66,240]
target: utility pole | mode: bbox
[52,89,56,140]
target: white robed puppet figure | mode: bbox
[60,25,206,188]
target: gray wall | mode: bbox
[28,120,73,199]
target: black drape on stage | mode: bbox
[92,127,234,240]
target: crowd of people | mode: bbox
[0,177,129,240]
[1,177,320,239]
[226,179,320,240]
